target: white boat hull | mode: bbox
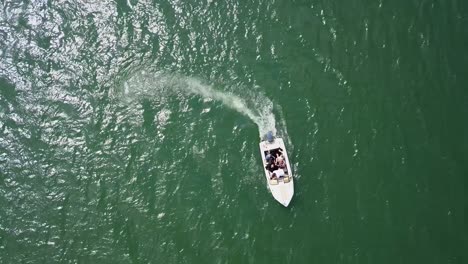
[259,137,294,207]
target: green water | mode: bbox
[1,0,467,263]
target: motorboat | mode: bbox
[259,131,294,207]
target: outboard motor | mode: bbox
[266,131,274,143]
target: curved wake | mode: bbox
[116,71,276,137]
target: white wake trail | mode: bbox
[118,72,276,137]
[183,77,276,136]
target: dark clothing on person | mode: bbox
[265,162,278,172]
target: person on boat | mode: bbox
[275,148,283,157]
[265,161,278,172]
[270,172,276,180]
[270,168,285,180]
[275,155,286,168]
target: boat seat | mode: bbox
[283,176,290,183]
[269,179,278,185]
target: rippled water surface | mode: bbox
[1,0,467,263]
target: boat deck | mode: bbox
[259,137,294,207]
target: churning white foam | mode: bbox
[117,71,276,137]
